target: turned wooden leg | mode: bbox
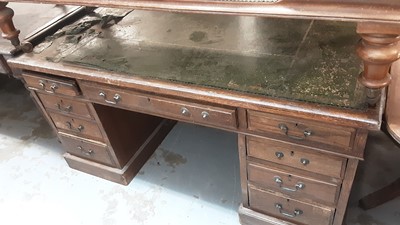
[0,2,20,47]
[356,23,400,106]
[0,2,32,53]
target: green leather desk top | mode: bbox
[29,9,367,109]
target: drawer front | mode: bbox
[80,82,237,130]
[247,110,355,149]
[149,98,237,130]
[247,136,346,178]
[37,93,92,119]
[59,134,115,167]
[22,72,80,96]
[248,162,340,206]
[48,112,103,141]
[249,186,334,225]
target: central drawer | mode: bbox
[79,81,238,130]
[249,186,335,225]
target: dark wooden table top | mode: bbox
[1,0,400,24]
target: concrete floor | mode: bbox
[0,75,399,225]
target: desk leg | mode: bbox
[356,23,400,106]
[0,2,32,53]
[332,159,359,225]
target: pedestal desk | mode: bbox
[1,1,399,225]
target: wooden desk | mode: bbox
[7,9,384,225]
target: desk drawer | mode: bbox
[22,72,80,96]
[80,82,237,130]
[149,98,237,130]
[48,112,103,141]
[247,110,355,149]
[59,133,115,167]
[249,186,334,225]
[247,136,346,178]
[37,93,92,119]
[248,162,340,206]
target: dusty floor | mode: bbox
[0,75,399,225]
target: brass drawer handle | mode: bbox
[181,107,190,116]
[65,121,84,132]
[39,80,58,93]
[274,176,305,192]
[278,123,312,140]
[56,102,72,112]
[99,91,121,104]
[275,203,303,218]
[300,158,310,165]
[77,146,94,156]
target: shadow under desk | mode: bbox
[8,9,384,225]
